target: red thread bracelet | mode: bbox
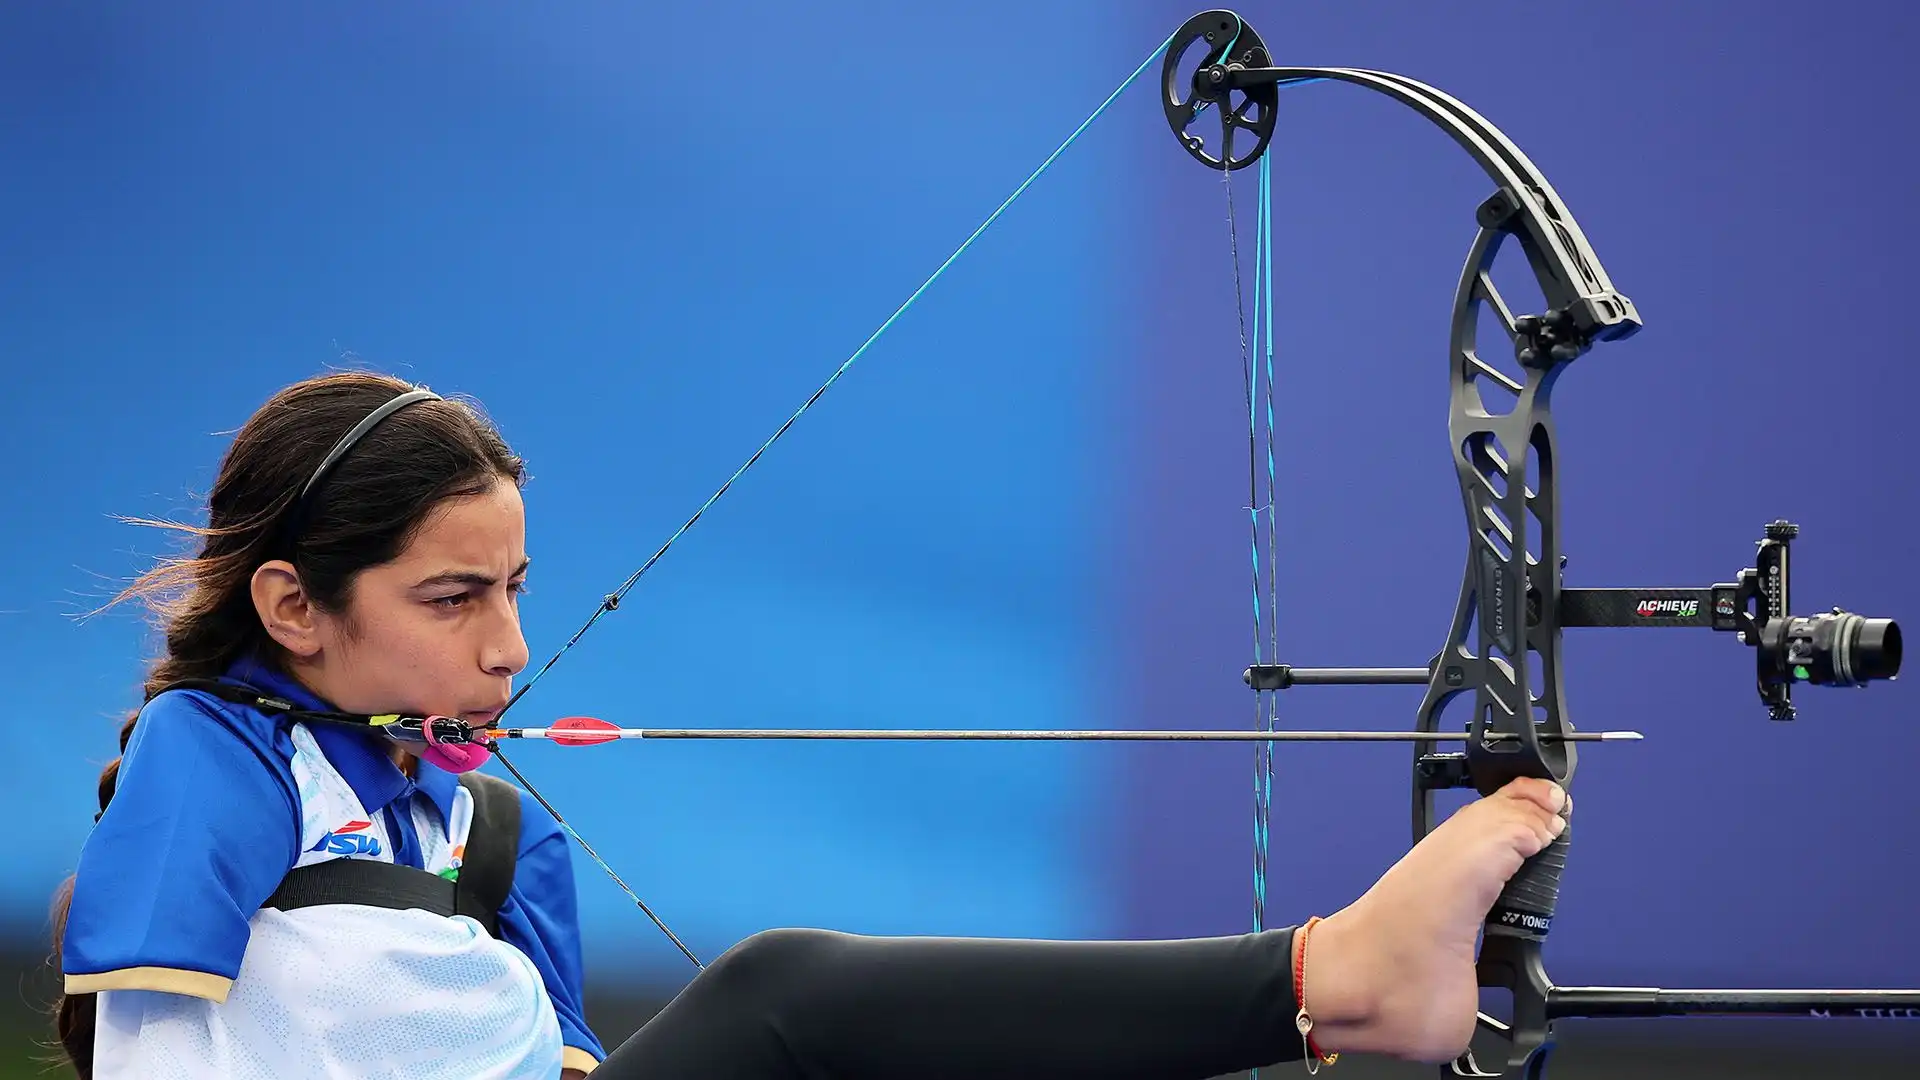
[1292,916,1339,1072]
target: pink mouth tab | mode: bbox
[418,714,494,774]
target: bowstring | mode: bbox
[1223,159,1263,936]
[496,31,1178,729]
[1220,110,1279,955]
[489,746,708,970]
[484,31,1180,971]
[1258,152,1280,939]
[1223,103,1280,1080]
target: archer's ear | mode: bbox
[251,560,323,658]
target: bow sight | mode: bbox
[1557,519,1902,720]
[1249,520,1905,725]
[1165,8,1911,1077]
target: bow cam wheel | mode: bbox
[1162,10,1280,171]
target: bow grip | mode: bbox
[1486,821,1569,941]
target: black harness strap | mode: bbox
[264,857,459,917]
[453,771,521,932]
[264,772,522,939]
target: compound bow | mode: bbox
[1160,8,1910,1077]
[308,8,1910,1077]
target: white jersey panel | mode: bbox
[90,724,561,1080]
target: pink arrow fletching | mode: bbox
[548,716,623,746]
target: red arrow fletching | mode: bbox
[547,716,623,746]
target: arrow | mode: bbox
[484,716,1646,747]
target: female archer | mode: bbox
[51,371,1570,1080]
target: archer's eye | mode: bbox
[430,593,472,609]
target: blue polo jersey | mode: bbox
[61,655,608,1078]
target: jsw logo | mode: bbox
[309,819,383,857]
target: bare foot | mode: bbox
[1297,778,1570,1062]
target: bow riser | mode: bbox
[1449,220,1579,796]
[1423,199,1582,1080]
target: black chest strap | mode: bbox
[263,772,523,939]
[451,770,521,931]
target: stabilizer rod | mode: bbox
[1549,985,1920,1020]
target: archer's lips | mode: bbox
[464,710,501,726]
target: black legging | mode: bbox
[593,926,1306,1080]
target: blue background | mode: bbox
[2,0,1915,1023]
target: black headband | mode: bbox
[282,386,442,545]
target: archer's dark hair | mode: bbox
[46,370,526,1078]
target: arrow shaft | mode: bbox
[487,727,1642,743]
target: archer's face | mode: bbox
[306,478,531,725]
